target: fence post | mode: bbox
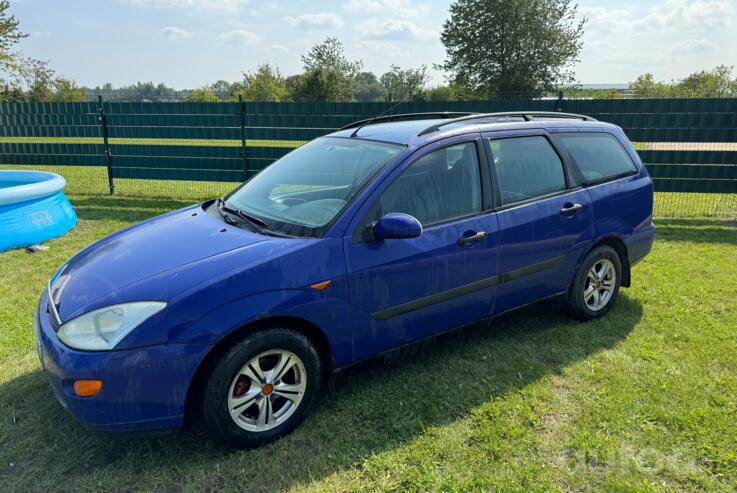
[97,95,114,194]
[238,95,249,181]
[554,91,564,112]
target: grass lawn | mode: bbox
[1,195,737,492]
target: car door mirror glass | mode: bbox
[373,213,422,240]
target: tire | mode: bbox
[202,328,323,449]
[567,245,622,320]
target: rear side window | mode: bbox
[488,136,567,206]
[558,133,637,183]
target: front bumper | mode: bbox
[35,290,212,433]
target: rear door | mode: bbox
[553,131,654,262]
[344,136,500,359]
[482,130,594,314]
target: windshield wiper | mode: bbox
[215,197,270,236]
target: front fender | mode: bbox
[169,285,354,366]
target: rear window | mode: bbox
[559,133,637,183]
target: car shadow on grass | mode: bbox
[654,217,737,244]
[0,295,642,491]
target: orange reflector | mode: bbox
[73,380,102,397]
[310,280,332,290]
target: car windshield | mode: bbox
[224,137,404,237]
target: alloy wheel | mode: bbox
[227,349,307,432]
[583,258,617,311]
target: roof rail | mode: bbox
[417,111,596,136]
[340,111,477,135]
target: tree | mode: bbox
[184,87,219,102]
[675,65,737,98]
[292,68,348,102]
[285,74,304,99]
[294,37,362,101]
[81,81,188,102]
[53,77,85,101]
[0,0,26,71]
[235,64,288,101]
[422,85,458,101]
[629,74,671,98]
[380,65,429,101]
[209,79,234,100]
[630,66,737,98]
[0,4,84,102]
[301,37,362,78]
[23,58,55,101]
[440,0,585,97]
[353,71,385,102]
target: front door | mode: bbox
[344,138,500,359]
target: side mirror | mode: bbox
[373,213,422,240]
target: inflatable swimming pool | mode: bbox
[0,171,77,252]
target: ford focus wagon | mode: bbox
[35,111,655,448]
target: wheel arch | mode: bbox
[183,315,334,426]
[590,235,630,287]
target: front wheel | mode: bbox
[202,328,323,448]
[567,245,622,320]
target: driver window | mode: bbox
[379,142,482,226]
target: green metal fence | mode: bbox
[1,98,736,218]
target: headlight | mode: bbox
[57,302,166,351]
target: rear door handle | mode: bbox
[458,231,487,245]
[560,203,583,216]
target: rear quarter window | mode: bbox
[558,133,637,183]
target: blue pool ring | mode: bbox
[0,171,77,252]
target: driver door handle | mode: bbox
[458,231,487,245]
[560,203,583,216]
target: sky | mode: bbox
[8,0,737,89]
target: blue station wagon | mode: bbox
[35,112,655,448]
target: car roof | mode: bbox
[327,117,620,148]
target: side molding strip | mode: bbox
[370,255,565,321]
[498,255,564,283]
[371,275,499,321]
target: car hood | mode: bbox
[51,204,271,322]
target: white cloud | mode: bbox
[217,29,261,45]
[581,0,734,34]
[286,13,344,31]
[344,0,430,19]
[162,26,191,40]
[671,38,717,54]
[270,44,289,53]
[344,0,384,13]
[126,0,248,14]
[356,19,436,42]
[600,53,674,67]
[578,6,631,33]
[354,40,409,59]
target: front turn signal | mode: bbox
[310,280,332,290]
[73,379,103,397]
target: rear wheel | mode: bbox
[202,328,323,448]
[568,245,622,320]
